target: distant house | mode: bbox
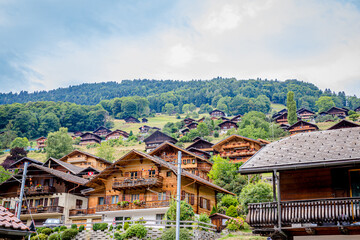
[183,118,195,125]
[197,117,205,123]
[43,157,85,176]
[273,112,289,124]
[73,131,83,137]
[218,120,238,134]
[142,118,148,123]
[287,120,319,135]
[93,126,111,137]
[272,108,287,119]
[279,123,290,131]
[209,109,225,117]
[8,157,43,172]
[186,122,198,130]
[296,108,315,120]
[180,128,190,135]
[186,138,214,153]
[230,114,242,122]
[59,149,111,171]
[218,116,229,121]
[139,125,151,134]
[105,129,129,141]
[79,132,102,145]
[124,116,140,123]
[143,130,177,152]
[36,136,47,149]
[187,147,212,160]
[327,119,360,130]
[322,107,349,118]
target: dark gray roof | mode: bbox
[239,128,360,174]
[9,157,43,168]
[43,157,85,174]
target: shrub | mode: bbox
[114,232,124,240]
[123,222,129,231]
[48,233,61,240]
[78,225,85,232]
[30,233,47,240]
[220,195,239,208]
[53,227,60,232]
[100,223,108,231]
[41,228,53,235]
[198,213,210,231]
[239,182,273,213]
[226,217,245,231]
[71,224,77,229]
[109,225,113,231]
[116,224,122,230]
[226,205,238,218]
[213,131,219,138]
[161,227,191,240]
[61,229,78,240]
[60,226,67,231]
[123,224,147,239]
[165,200,195,223]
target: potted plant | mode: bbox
[133,200,141,206]
[35,184,42,190]
[117,201,129,208]
[36,205,44,211]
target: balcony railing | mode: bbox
[69,208,96,216]
[18,186,56,196]
[96,200,170,212]
[112,176,163,190]
[247,197,360,227]
[13,206,64,215]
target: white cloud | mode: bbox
[25,0,360,95]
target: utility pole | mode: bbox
[17,161,29,219]
[175,151,182,240]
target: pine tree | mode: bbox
[287,91,297,125]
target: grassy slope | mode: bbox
[270,103,286,112]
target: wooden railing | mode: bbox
[96,200,170,212]
[247,197,360,227]
[14,206,64,215]
[69,208,96,216]
[113,176,163,189]
[18,186,56,196]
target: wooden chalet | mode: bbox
[209,109,225,117]
[75,166,100,179]
[149,141,213,180]
[355,106,360,112]
[218,116,229,121]
[192,136,202,142]
[183,118,195,125]
[43,157,85,176]
[185,138,214,153]
[8,157,43,171]
[296,108,315,120]
[142,118,148,123]
[79,132,102,145]
[212,135,267,163]
[197,117,205,123]
[143,130,177,152]
[71,150,233,224]
[93,126,111,137]
[327,119,360,130]
[0,206,30,239]
[272,109,287,119]
[186,122,198,130]
[73,131,83,138]
[124,116,140,123]
[218,120,238,134]
[105,129,129,141]
[180,128,190,135]
[322,107,349,118]
[36,136,46,149]
[239,128,360,239]
[287,120,319,135]
[273,112,289,124]
[59,150,111,171]
[139,125,151,134]
[1,164,88,226]
[279,123,290,131]
[230,114,242,122]
[187,147,212,160]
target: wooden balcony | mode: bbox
[69,208,96,216]
[247,197,360,227]
[223,143,250,149]
[14,206,64,215]
[220,151,256,158]
[18,186,56,196]
[96,200,170,212]
[112,176,163,190]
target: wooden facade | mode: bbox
[186,139,214,153]
[105,129,129,140]
[79,132,102,145]
[273,112,288,124]
[213,135,265,163]
[296,108,315,120]
[143,130,177,152]
[287,120,319,135]
[93,126,112,137]
[209,109,225,117]
[183,118,195,125]
[8,157,43,171]
[59,150,111,171]
[230,114,242,122]
[186,122,198,130]
[124,116,140,123]
[218,121,238,134]
[36,136,47,149]
[324,107,349,118]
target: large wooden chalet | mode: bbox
[321,107,349,118]
[70,150,233,224]
[36,136,47,149]
[105,129,129,141]
[210,109,225,117]
[213,135,267,163]
[287,120,319,135]
[93,126,112,137]
[143,130,177,152]
[239,128,360,239]
[79,132,102,145]
[218,120,238,134]
[59,150,111,171]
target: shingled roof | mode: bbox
[0,206,29,232]
[239,128,360,174]
[43,157,85,174]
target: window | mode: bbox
[183,159,186,165]
[3,201,10,208]
[44,179,50,186]
[158,192,167,201]
[34,199,41,207]
[98,197,105,205]
[166,171,172,177]
[131,194,139,202]
[130,171,138,179]
[192,159,196,164]
[202,198,207,210]
[111,195,119,204]
[187,159,191,164]
[156,214,165,224]
[76,199,83,208]
[148,170,156,177]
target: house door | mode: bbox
[350,170,360,197]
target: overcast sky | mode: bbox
[1,0,360,95]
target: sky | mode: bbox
[0,0,360,95]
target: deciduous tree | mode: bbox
[46,128,74,159]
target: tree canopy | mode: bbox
[46,128,74,159]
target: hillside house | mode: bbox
[287,120,319,135]
[197,117,205,123]
[59,150,111,171]
[273,112,289,124]
[124,116,140,123]
[272,109,287,119]
[93,126,111,137]
[212,135,267,163]
[239,128,360,239]
[79,132,102,145]
[218,116,229,121]
[143,131,177,152]
[180,128,190,135]
[230,114,242,122]
[105,129,129,141]
[8,157,43,172]
[296,108,315,120]
[73,131,83,138]
[186,138,214,153]
[218,120,238,134]
[327,119,360,130]
[209,109,225,117]
[186,122,198,130]
[69,150,233,224]
[321,107,349,118]
[186,148,212,160]
[36,136,47,149]
[183,118,195,125]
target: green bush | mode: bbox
[30,233,48,240]
[41,228,53,235]
[161,228,191,240]
[226,217,245,231]
[198,213,210,231]
[165,200,195,223]
[48,233,61,240]
[71,224,78,229]
[78,225,85,232]
[60,226,67,231]
[123,222,129,231]
[114,232,124,240]
[53,227,60,232]
[61,229,78,240]
[226,205,238,217]
[100,223,108,231]
[109,225,113,231]
[116,224,122,230]
[123,224,147,239]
